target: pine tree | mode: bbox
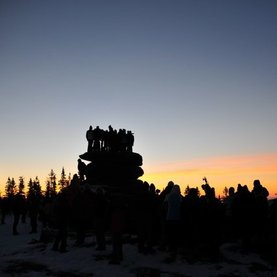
[45,180,51,199]
[5,177,11,197]
[27,177,42,199]
[68,172,72,185]
[18,176,25,195]
[33,176,42,197]
[5,177,17,197]
[58,167,69,190]
[48,169,57,197]
[223,186,229,199]
[27,178,33,198]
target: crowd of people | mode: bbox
[0,177,276,264]
[86,125,134,152]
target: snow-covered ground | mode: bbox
[1,215,276,277]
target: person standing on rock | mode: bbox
[86,125,94,152]
[77,159,87,182]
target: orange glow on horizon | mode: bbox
[1,153,276,199]
[141,153,277,198]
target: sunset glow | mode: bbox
[142,153,277,198]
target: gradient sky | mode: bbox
[1,0,277,197]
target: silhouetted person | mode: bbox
[109,127,118,152]
[20,195,27,224]
[148,183,160,250]
[181,188,202,256]
[66,174,80,207]
[28,191,40,234]
[159,181,174,202]
[0,197,9,224]
[109,195,127,264]
[268,198,277,255]
[164,184,183,262]
[135,181,152,254]
[223,186,236,241]
[200,183,224,257]
[158,181,174,250]
[12,192,25,235]
[134,182,159,254]
[86,125,94,152]
[52,190,70,253]
[126,131,134,152]
[40,196,53,228]
[118,129,128,151]
[93,126,101,151]
[106,125,114,151]
[72,185,94,246]
[78,159,87,182]
[232,184,255,248]
[102,129,109,151]
[94,188,108,250]
[251,179,269,241]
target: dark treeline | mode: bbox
[1,175,277,264]
[0,168,71,233]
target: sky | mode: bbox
[0,0,277,197]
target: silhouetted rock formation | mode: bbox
[79,126,144,192]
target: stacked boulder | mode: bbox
[79,126,144,193]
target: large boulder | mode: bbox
[79,151,144,192]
